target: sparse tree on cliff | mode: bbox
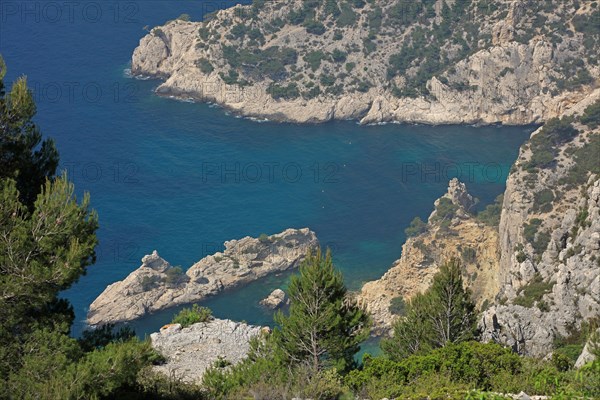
[273,248,370,374]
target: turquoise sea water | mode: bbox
[1,1,533,338]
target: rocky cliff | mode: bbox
[480,91,600,357]
[358,178,501,334]
[87,228,318,325]
[359,93,600,357]
[131,0,599,124]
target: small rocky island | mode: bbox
[87,228,318,325]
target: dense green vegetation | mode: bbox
[405,216,428,237]
[201,257,599,399]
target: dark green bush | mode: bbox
[477,194,503,226]
[532,189,554,213]
[171,304,212,327]
[580,99,600,129]
[195,58,214,74]
[389,297,406,316]
[303,19,326,35]
[164,266,187,285]
[405,216,428,237]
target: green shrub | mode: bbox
[347,342,522,397]
[523,116,578,170]
[304,50,327,71]
[560,134,600,188]
[460,246,477,264]
[258,233,272,244]
[523,218,550,254]
[164,266,187,285]
[512,273,554,308]
[331,49,347,63]
[337,3,357,27]
[532,189,554,213]
[268,82,300,100]
[171,304,212,327]
[140,275,160,291]
[580,99,600,129]
[195,58,214,74]
[477,194,503,226]
[389,297,406,316]
[405,216,428,237]
[432,198,459,223]
[303,19,326,35]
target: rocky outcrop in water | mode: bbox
[87,228,318,325]
[151,318,264,383]
[260,289,288,309]
[131,1,598,124]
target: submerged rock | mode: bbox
[87,228,318,325]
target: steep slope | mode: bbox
[131,0,599,124]
[359,92,600,358]
[481,92,600,357]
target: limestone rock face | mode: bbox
[87,228,318,325]
[151,318,263,383]
[130,1,597,125]
[260,289,288,309]
[479,91,600,357]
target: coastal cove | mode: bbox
[1,1,533,338]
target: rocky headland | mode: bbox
[131,0,599,124]
[359,91,600,358]
[87,228,318,326]
[358,178,501,335]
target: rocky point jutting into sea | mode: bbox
[87,228,318,326]
[131,0,598,124]
[359,90,600,358]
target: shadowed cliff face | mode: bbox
[359,91,600,358]
[87,228,319,325]
[131,0,598,124]
[481,91,600,357]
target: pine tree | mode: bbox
[427,257,477,346]
[273,248,370,373]
[0,54,59,208]
[382,258,477,361]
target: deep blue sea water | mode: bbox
[1,1,532,339]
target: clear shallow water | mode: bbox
[1,1,532,338]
